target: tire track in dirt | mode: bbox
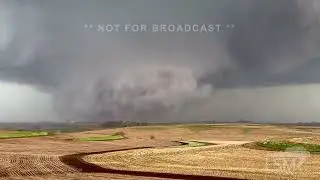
[60,147,246,180]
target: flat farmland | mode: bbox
[84,141,320,179]
[0,124,319,179]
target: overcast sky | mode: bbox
[0,0,320,122]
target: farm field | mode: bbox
[0,124,319,179]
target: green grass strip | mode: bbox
[77,134,125,142]
[254,140,320,154]
[0,131,49,139]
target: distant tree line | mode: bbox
[100,121,149,128]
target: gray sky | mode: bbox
[0,0,320,122]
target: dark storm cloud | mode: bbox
[204,0,320,87]
[0,0,319,121]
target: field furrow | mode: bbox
[0,153,78,177]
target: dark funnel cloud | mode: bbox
[0,0,319,122]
